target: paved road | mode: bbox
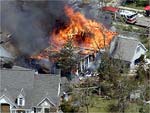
[136,17,150,28]
[117,6,150,28]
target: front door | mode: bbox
[1,104,10,113]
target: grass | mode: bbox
[123,0,148,10]
[81,95,150,113]
[80,96,117,113]
[89,96,117,113]
[124,3,144,10]
[139,34,150,58]
[126,102,150,113]
[126,102,141,113]
[146,51,150,59]
[112,22,143,32]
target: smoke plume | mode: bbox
[1,0,68,55]
[1,0,112,56]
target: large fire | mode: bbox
[32,6,116,59]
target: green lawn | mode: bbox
[124,3,144,10]
[126,103,141,113]
[139,34,150,58]
[123,0,148,10]
[88,96,116,113]
[82,96,150,113]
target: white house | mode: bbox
[110,35,147,69]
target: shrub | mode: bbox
[107,103,119,113]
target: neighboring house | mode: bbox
[0,45,12,59]
[0,45,13,64]
[0,66,61,113]
[110,35,147,69]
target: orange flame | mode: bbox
[32,6,116,59]
[50,6,116,54]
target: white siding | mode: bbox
[17,94,25,106]
[0,97,13,110]
[130,44,147,69]
[57,83,60,97]
[133,44,146,61]
[0,98,8,104]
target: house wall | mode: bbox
[35,100,52,113]
[130,44,147,69]
[79,53,98,72]
[80,56,90,72]
[57,83,61,97]
[109,36,118,56]
[0,97,13,111]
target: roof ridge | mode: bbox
[118,35,139,42]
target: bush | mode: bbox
[60,101,79,113]
[107,103,119,112]
[145,86,150,101]
[136,0,148,6]
[139,105,150,113]
[100,83,112,97]
[3,61,13,68]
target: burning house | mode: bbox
[30,5,116,75]
[1,0,116,74]
[1,1,149,112]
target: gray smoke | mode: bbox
[1,0,112,56]
[1,0,68,55]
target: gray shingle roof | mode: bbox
[0,66,60,109]
[30,74,60,107]
[110,35,146,62]
[0,67,34,90]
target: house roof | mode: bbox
[110,35,147,62]
[0,67,34,90]
[30,74,60,107]
[102,6,119,12]
[0,66,60,109]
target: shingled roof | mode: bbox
[110,35,147,62]
[0,66,60,109]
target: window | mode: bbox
[17,110,25,113]
[44,108,50,113]
[26,110,30,113]
[17,97,25,106]
[12,110,16,113]
[19,98,23,106]
[127,13,137,19]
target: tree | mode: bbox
[97,53,122,95]
[97,52,137,113]
[135,57,150,86]
[60,100,79,113]
[135,59,150,112]
[51,39,79,79]
[71,78,95,113]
